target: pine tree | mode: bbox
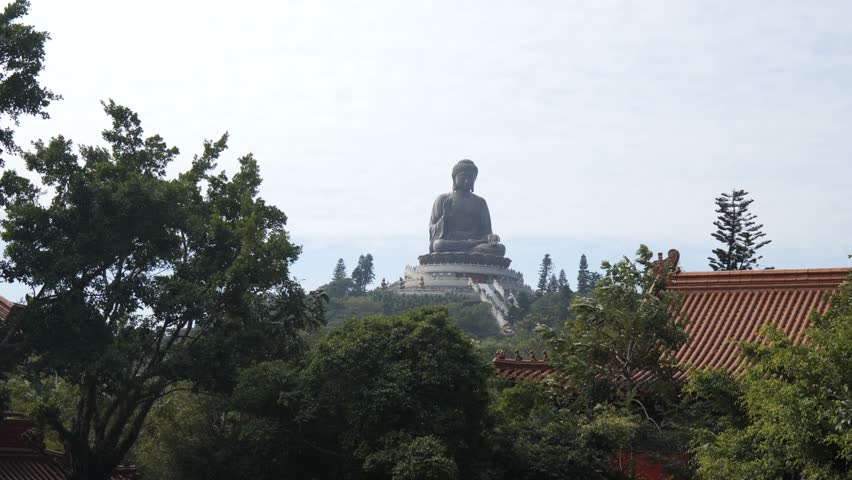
[332,258,347,282]
[351,253,375,295]
[577,254,592,295]
[708,189,772,271]
[536,254,553,296]
[547,273,559,293]
[326,258,352,298]
[558,269,569,290]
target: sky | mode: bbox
[2,0,851,299]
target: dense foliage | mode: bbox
[546,246,687,402]
[687,275,852,479]
[324,290,500,339]
[488,382,639,480]
[0,102,323,479]
[136,307,491,480]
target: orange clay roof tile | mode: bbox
[493,267,851,382]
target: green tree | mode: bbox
[134,385,230,480]
[351,253,375,296]
[488,382,639,480]
[532,246,688,478]
[332,258,347,281]
[550,246,686,403]
[577,254,595,295]
[446,301,500,339]
[688,274,852,479]
[708,189,771,271]
[0,0,59,164]
[0,102,324,480]
[558,269,569,290]
[324,258,353,298]
[301,307,488,479]
[535,254,553,297]
[516,288,574,332]
[137,307,490,480]
[505,291,531,328]
[546,273,559,293]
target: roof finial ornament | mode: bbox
[652,248,681,276]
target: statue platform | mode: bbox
[418,252,512,269]
[390,253,529,297]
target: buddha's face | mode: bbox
[453,172,476,193]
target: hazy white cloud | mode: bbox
[2,0,850,294]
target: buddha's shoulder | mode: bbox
[432,192,487,204]
[470,193,487,204]
[432,192,452,204]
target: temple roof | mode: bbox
[492,359,553,381]
[0,417,135,480]
[667,267,849,374]
[0,296,24,323]
[494,267,852,382]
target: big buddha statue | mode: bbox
[429,160,506,257]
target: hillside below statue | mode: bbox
[429,159,506,257]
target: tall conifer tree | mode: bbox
[558,269,569,290]
[326,258,352,298]
[708,189,771,271]
[547,273,559,293]
[332,258,347,282]
[536,254,553,296]
[577,254,592,295]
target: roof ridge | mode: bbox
[667,268,851,290]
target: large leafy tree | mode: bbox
[135,307,490,480]
[0,101,324,480]
[0,0,59,165]
[687,274,852,479]
[708,189,771,271]
[548,245,687,403]
[299,307,489,478]
[488,382,639,480]
[534,246,688,477]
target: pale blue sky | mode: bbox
[2,0,851,298]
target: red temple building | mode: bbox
[493,262,852,479]
[494,265,851,379]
